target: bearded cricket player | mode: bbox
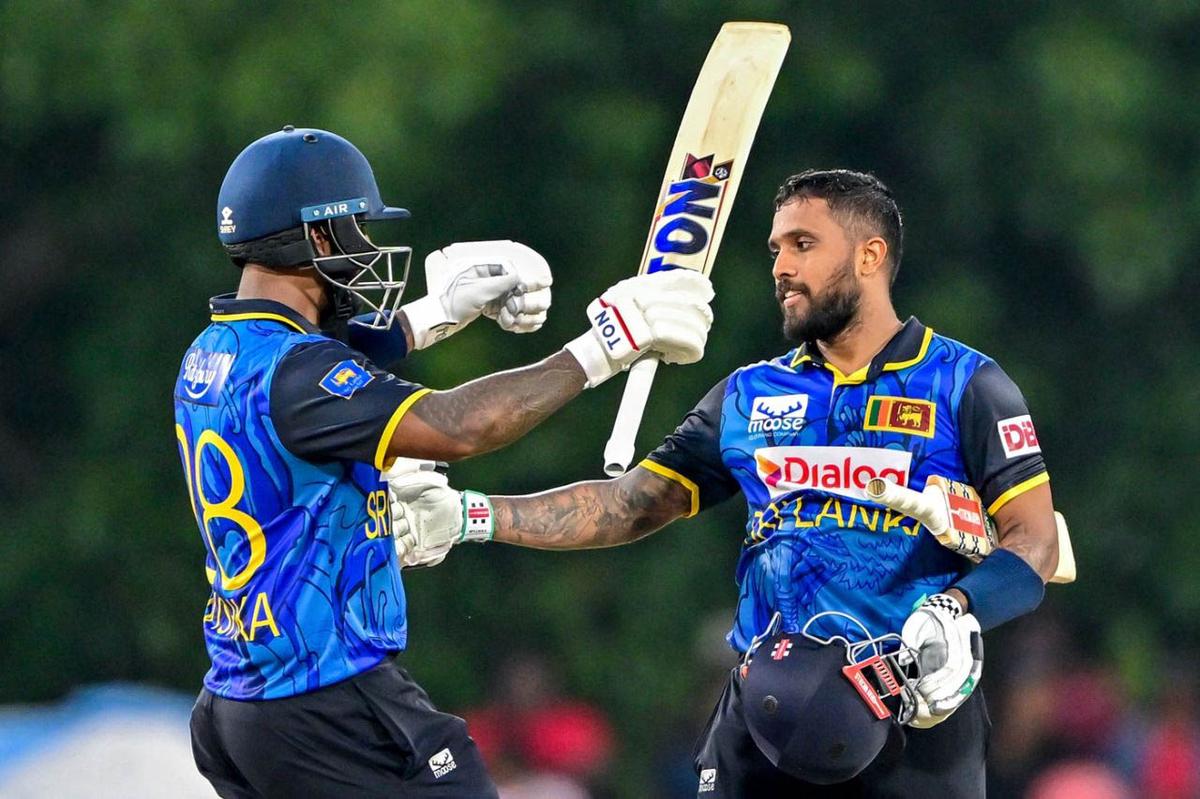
[174,126,714,797]
[390,169,1060,797]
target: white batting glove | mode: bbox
[563,269,714,388]
[479,243,552,334]
[402,240,552,349]
[900,594,984,728]
[385,460,493,568]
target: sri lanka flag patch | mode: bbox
[864,396,936,438]
[320,360,374,399]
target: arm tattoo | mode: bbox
[493,468,692,549]
[411,350,585,457]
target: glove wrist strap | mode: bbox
[461,490,494,542]
[401,294,456,350]
[563,333,617,388]
[924,593,963,618]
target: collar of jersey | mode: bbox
[788,317,932,386]
[208,294,321,334]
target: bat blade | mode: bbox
[603,22,791,476]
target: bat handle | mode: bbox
[865,477,938,525]
[603,356,661,476]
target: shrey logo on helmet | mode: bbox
[754,446,912,501]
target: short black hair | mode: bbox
[774,170,904,284]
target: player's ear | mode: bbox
[857,236,888,279]
[308,222,334,258]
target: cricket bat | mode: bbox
[865,477,1077,585]
[602,22,791,476]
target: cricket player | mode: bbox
[174,126,714,797]
[391,170,1061,797]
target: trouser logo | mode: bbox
[699,767,717,792]
[429,748,457,779]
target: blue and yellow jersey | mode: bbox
[643,318,1047,652]
[173,296,428,700]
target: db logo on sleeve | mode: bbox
[998,414,1040,458]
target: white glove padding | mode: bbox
[402,240,552,349]
[385,460,494,568]
[900,594,983,729]
[563,269,714,388]
[478,242,552,333]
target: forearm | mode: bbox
[946,505,1057,610]
[950,483,1057,628]
[492,469,690,549]
[992,483,1059,583]
[398,350,585,460]
[996,520,1058,582]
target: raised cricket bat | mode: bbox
[865,476,1077,584]
[602,22,791,476]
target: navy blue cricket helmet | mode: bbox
[217,126,412,327]
[739,612,919,785]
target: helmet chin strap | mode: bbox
[318,285,357,342]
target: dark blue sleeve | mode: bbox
[958,360,1048,512]
[270,340,427,468]
[641,377,741,516]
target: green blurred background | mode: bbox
[3,1,1199,795]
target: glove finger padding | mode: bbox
[497,286,552,332]
[928,619,982,713]
[564,270,714,387]
[405,240,549,349]
[386,468,449,501]
[639,320,707,365]
[399,540,452,569]
[901,594,983,728]
[386,468,463,563]
[499,311,547,333]
[512,286,552,315]
[453,269,522,314]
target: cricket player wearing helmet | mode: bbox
[175,126,714,797]
[391,170,1060,797]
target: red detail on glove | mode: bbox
[597,298,639,352]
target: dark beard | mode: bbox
[781,259,861,343]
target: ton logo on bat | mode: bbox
[647,154,732,273]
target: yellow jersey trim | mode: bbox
[987,472,1050,516]
[788,327,935,383]
[374,388,433,471]
[638,459,700,518]
[211,312,308,334]
[882,326,935,372]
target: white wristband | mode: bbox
[563,332,618,389]
[401,294,455,351]
[461,490,494,542]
